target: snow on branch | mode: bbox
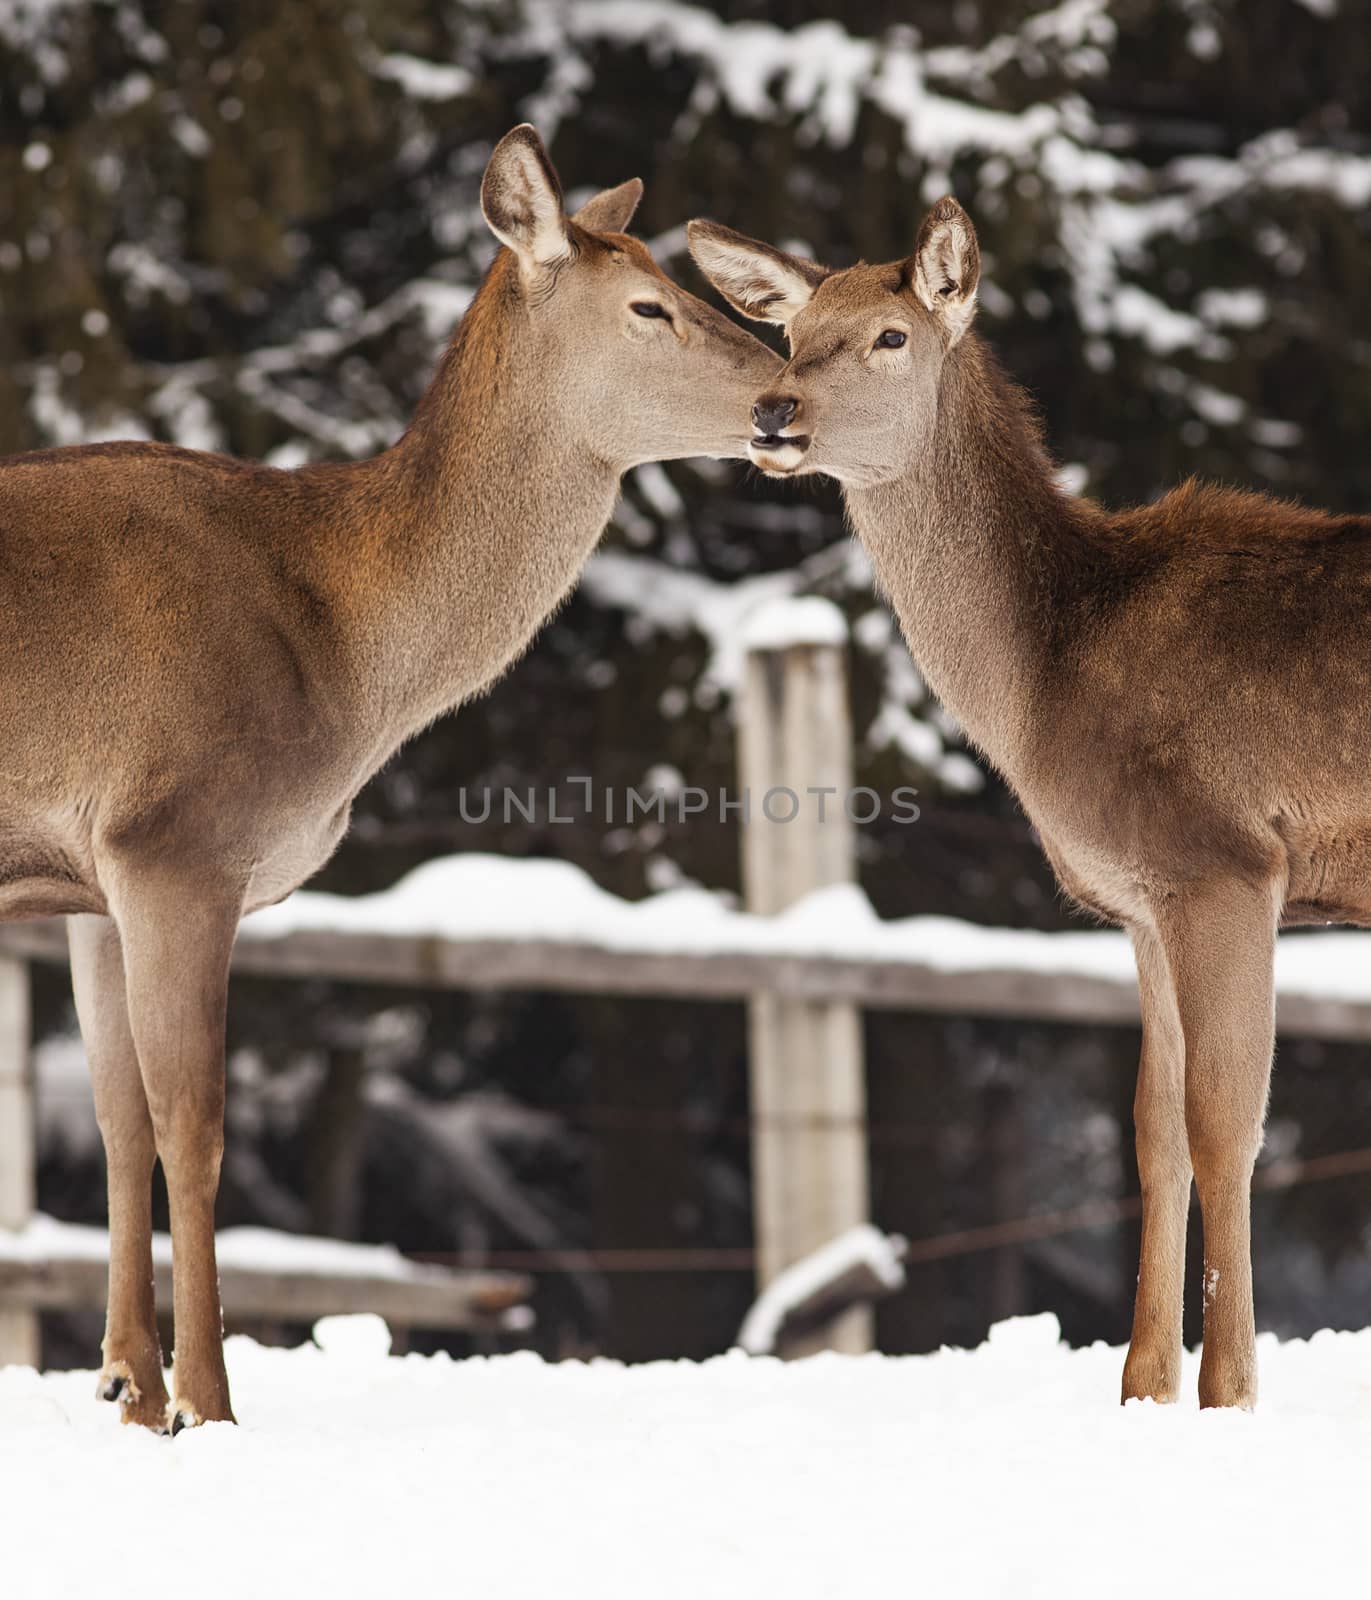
[542,0,1105,160]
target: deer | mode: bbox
[0,124,779,1433]
[688,196,1371,1412]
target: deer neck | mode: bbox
[329,253,620,749]
[844,336,1084,778]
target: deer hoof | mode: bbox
[96,1360,139,1406]
[169,1404,202,1436]
[1120,1347,1180,1406]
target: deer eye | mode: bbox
[874,329,907,350]
[632,301,671,320]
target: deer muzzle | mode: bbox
[749,393,810,473]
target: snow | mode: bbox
[582,549,801,692]
[3,1315,1370,1596]
[584,542,877,700]
[1186,380,1246,427]
[738,1224,905,1354]
[372,54,474,101]
[585,548,959,782]
[0,0,88,80]
[0,1214,441,1285]
[147,374,225,452]
[1250,416,1302,449]
[312,1312,392,1361]
[1259,144,1371,208]
[936,751,985,793]
[240,852,1371,1011]
[630,462,686,522]
[1195,286,1268,328]
[559,0,1095,173]
[546,0,1174,377]
[106,240,193,306]
[34,1033,100,1161]
[564,4,879,145]
[927,0,1116,86]
[1175,130,1371,214]
[852,607,894,653]
[739,595,847,650]
[867,699,943,765]
[1103,284,1210,357]
[170,111,211,157]
[28,365,150,449]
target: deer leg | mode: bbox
[1156,878,1278,1410]
[109,868,241,1430]
[69,914,171,1429]
[1120,925,1190,1405]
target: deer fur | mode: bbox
[689,198,1371,1411]
[0,125,778,1431]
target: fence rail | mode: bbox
[0,1240,530,1334]
[5,918,1371,1039]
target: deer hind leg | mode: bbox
[70,914,171,1430]
[107,862,241,1430]
[1155,876,1278,1410]
[1120,924,1190,1405]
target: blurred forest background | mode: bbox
[6,0,1371,1364]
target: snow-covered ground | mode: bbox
[2,1312,1362,1598]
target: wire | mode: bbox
[412,1140,1371,1273]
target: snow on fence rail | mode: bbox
[0,1216,530,1335]
[3,855,1368,1034]
[6,612,1371,1365]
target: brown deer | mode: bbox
[0,125,778,1432]
[689,198,1371,1411]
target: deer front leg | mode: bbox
[110,868,241,1431]
[1157,878,1278,1410]
[1120,925,1190,1405]
[69,914,171,1430]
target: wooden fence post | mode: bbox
[0,955,38,1368]
[739,599,872,1355]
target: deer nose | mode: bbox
[752,395,798,436]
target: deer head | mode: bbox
[479,126,780,468]
[687,198,980,486]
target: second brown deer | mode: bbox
[689,198,1371,1411]
[0,125,778,1432]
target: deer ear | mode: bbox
[481,125,569,275]
[687,220,829,327]
[909,197,980,344]
[571,178,644,235]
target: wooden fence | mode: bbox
[5,604,1371,1366]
